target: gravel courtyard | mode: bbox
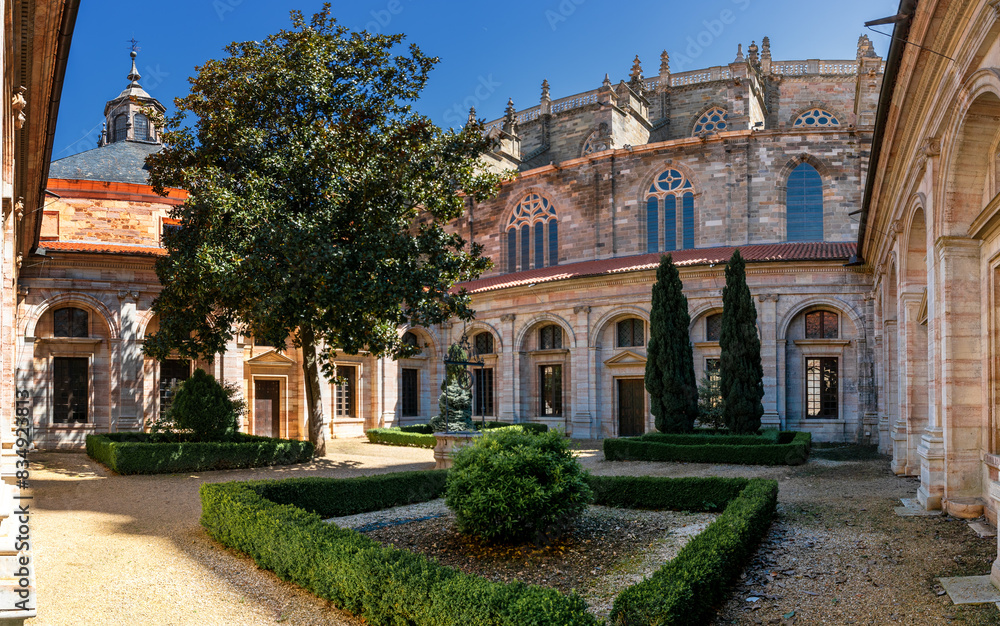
[30,440,1000,625]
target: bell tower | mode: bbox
[99,41,166,146]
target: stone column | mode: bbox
[571,306,592,439]
[757,294,780,428]
[775,339,786,429]
[379,355,398,428]
[919,237,981,510]
[115,290,141,431]
[880,319,897,454]
[500,314,517,422]
[894,292,926,475]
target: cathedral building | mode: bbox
[19,35,884,451]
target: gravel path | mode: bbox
[31,439,1000,625]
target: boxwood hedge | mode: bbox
[200,471,777,625]
[86,432,314,475]
[366,422,550,448]
[603,431,811,465]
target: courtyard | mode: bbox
[27,439,997,625]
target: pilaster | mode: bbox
[757,293,779,427]
[571,305,593,438]
[500,314,517,422]
[116,289,140,430]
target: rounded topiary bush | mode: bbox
[166,368,239,441]
[445,427,593,544]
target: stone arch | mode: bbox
[400,325,442,359]
[938,68,1000,237]
[137,310,158,340]
[638,161,701,199]
[580,123,610,157]
[515,313,576,350]
[24,292,119,339]
[778,296,864,341]
[776,153,835,242]
[902,202,928,288]
[500,187,564,272]
[688,303,724,333]
[589,305,650,347]
[462,320,504,354]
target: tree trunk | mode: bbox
[300,325,327,456]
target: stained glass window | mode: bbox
[534,223,544,270]
[804,311,838,339]
[53,307,88,338]
[647,169,694,251]
[693,107,728,135]
[682,192,695,249]
[506,194,558,273]
[663,195,677,252]
[646,197,659,253]
[793,108,840,127]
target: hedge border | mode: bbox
[604,431,811,465]
[200,471,777,625]
[366,422,550,448]
[86,433,314,475]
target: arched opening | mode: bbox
[786,163,824,241]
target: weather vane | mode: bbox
[128,37,140,54]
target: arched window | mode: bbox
[473,332,494,355]
[53,307,88,337]
[793,108,840,128]
[133,114,149,141]
[616,318,644,347]
[645,169,696,252]
[538,324,563,350]
[705,313,723,341]
[113,114,127,142]
[506,194,558,273]
[804,310,838,339]
[402,331,421,353]
[693,107,728,135]
[786,163,824,241]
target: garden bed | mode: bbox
[199,471,777,624]
[604,430,811,465]
[86,432,314,475]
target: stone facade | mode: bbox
[19,35,884,459]
[859,0,1000,586]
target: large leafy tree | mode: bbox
[719,249,765,433]
[142,7,503,455]
[644,254,698,433]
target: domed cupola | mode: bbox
[99,47,166,146]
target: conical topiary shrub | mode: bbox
[719,249,764,433]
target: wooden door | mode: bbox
[254,380,281,438]
[618,379,645,437]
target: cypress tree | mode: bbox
[719,249,764,433]
[644,254,699,433]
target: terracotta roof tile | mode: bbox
[38,241,167,257]
[457,242,857,294]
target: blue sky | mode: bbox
[52,0,900,159]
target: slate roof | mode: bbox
[457,242,857,294]
[38,240,167,257]
[48,140,162,185]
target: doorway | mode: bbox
[618,378,645,437]
[254,379,281,438]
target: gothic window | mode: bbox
[617,318,644,347]
[53,357,88,424]
[581,129,608,156]
[335,365,357,417]
[474,332,494,355]
[506,194,558,272]
[806,357,839,418]
[539,324,563,350]
[805,311,839,339]
[705,313,723,342]
[693,107,728,135]
[401,368,419,417]
[134,114,150,141]
[793,108,840,127]
[646,169,696,252]
[474,368,495,416]
[786,163,824,241]
[540,364,562,416]
[53,307,88,337]
[113,114,127,142]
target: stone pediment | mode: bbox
[603,350,647,367]
[246,349,295,366]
